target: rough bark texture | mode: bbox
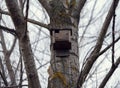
[48,27,79,88]
[47,0,80,88]
[5,0,41,88]
[48,34,79,88]
[19,34,41,88]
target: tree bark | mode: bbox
[48,26,79,88]
[47,0,81,88]
[5,0,41,88]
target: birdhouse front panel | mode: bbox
[54,30,70,42]
[50,29,72,50]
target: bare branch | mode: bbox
[0,71,8,86]
[77,0,120,87]
[25,0,30,21]
[79,0,97,47]
[37,0,51,16]
[19,49,23,88]
[5,0,42,87]
[99,56,120,88]
[9,38,17,55]
[0,30,7,51]
[0,9,10,15]
[18,0,25,12]
[77,0,87,13]
[0,57,8,86]
[0,25,17,36]
[27,18,50,29]
[0,10,50,30]
[0,29,17,85]
[5,0,26,38]
[0,58,6,79]
[73,0,87,23]
[99,36,120,56]
[1,84,28,88]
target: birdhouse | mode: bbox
[50,28,72,50]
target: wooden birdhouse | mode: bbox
[50,28,72,50]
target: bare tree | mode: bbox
[0,0,120,88]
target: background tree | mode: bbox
[0,0,120,88]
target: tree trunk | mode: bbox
[47,0,79,88]
[48,29,79,88]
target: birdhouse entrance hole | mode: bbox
[55,30,59,33]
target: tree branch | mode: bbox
[77,0,87,13]
[0,71,8,86]
[90,35,120,60]
[27,18,50,29]
[5,0,26,38]
[73,0,87,23]
[99,36,120,56]
[8,38,17,55]
[77,0,120,87]
[0,57,8,86]
[37,0,51,16]
[1,84,28,88]
[5,0,42,87]
[99,56,120,88]
[0,9,10,15]
[0,25,17,36]
[0,10,50,30]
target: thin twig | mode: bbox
[112,0,117,67]
[0,84,28,88]
[0,57,8,86]
[0,25,17,36]
[19,52,23,88]
[99,56,120,88]
[0,10,50,29]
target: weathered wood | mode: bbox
[51,29,72,51]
